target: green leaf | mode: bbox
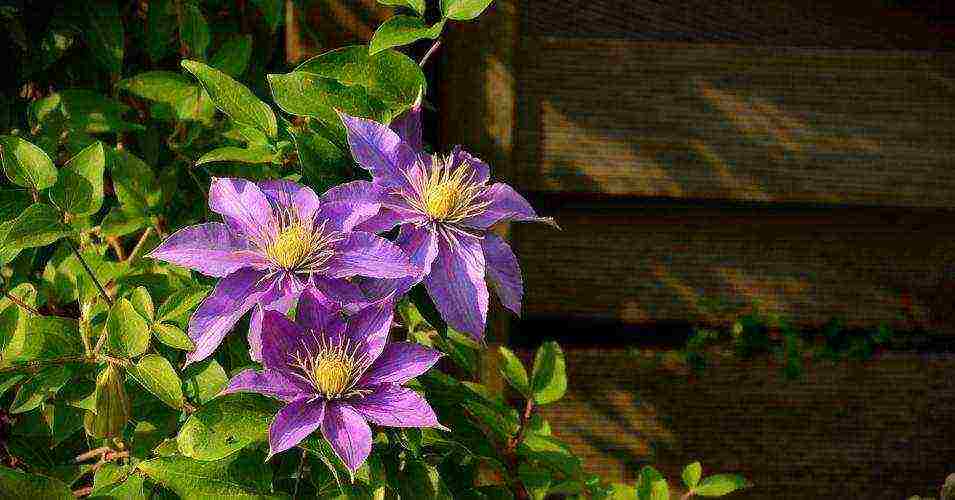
[370,16,444,55]
[693,474,750,497]
[291,128,350,193]
[111,149,160,215]
[0,135,57,190]
[10,365,73,414]
[378,0,426,15]
[107,298,151,358]
[129,286,155,321]
[211,35,253,77]
[0,466,73,500]
[294,45,426,111]
[518,433,581,477]
[101,206,148,237]
[90,464,145,499]
[608,483,638,500]
[50,141,106,215]
[518,463,551,500]
[251,0,284,32]
[441,0,494,20]
[3,203,72,250]
[182,359,227,404]
[138,452,280,498]
[152,323,195,351]
[268,72,391,133]
[636,466,664,500]
[117,71,215,124]
[180,3,211,59]
[177,393,280,460]
[157,286,210,322]
[650,479,669,500]
[3,315,82,366]
[128,354,184,409]
[498,346,530,397]
[181,59,278,138]
[530,341,567,405]
[197,146,276,166]
[86,0,124,74]
[682,461,702,490]
[30,90,143,134]
[0,188,32,223]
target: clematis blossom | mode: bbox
[219,290,445,471]
[148,177,415,365]
[337,101,556,340]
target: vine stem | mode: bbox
[3,290,39,316]
[293,448,307,499]
[126,227,154,263]
[66,239,113,308]
[419,39,442,68]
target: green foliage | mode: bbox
[0,2,750,498]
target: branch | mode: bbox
[3,290,39,316]
[66,239,113,308]
[419,40,442,68]
[126,227,153,263]
[0,355,94,374]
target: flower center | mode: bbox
[312,354,353,396]
[404,154,489,223]
[266,224,311,269]
[289,334,372,399]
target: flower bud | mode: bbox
[84,363,130,439]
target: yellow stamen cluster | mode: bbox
[266,224,312,269]
[404,154,489,223]
[289,334,372,399]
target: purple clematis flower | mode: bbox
[337,102,556,340]
[148,177,416,365]
[219,289,445,471]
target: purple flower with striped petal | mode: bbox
[337,101,557,340]
[220,289,445,471]
[148,177,416,366]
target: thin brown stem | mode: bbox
[72,486,92,497]
[0,355,94,375]
[3,290,39,316]
[126,227,154,263]
[106,236,126,260]
[293,448,307,499]
[419,39,442,68]
[66,239,113,308]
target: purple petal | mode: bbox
[296,288,347,341]
[260,310,317,373]
[448,146,489,186]
[424,229,488,339]
[321,402,372,473]
[358,342,442,386]
[345,293,396,370]
[460,183,555,230]
[248,274,300,362]
[268,397,326,460]
[257,179,321,222]
[350,384,444,429]
[208,177,276,244]
[361,224,439,298]
[147,222,266,277]
[312,277,374,314]
[482,234,523,316]
[186,268,274,366]
[320,180,383,205]
[314,201,381,233]
[220,368,310,402]
[389,90,423,151]
[338,111,417,190]
[324,232,415,279]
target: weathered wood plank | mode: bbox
[525,0,954,49]
[526,347,955,498]
[513,207,955,334]
[517,41,955,208]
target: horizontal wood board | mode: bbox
[513,208,955,334]
[516,41,955,207]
